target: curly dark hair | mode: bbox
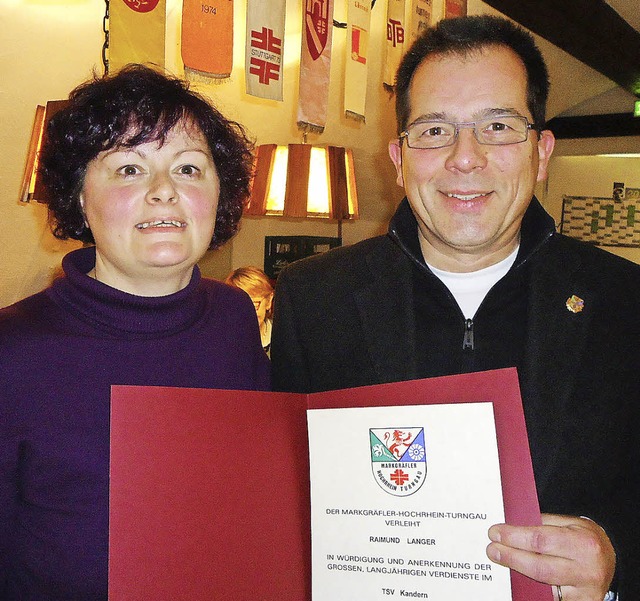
[39,64,254,249]
[395,15,550,135]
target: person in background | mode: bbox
[0,64,270,600]
[272,15,639,601]
[225,266,274,356]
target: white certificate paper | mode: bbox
[307,402,511,601]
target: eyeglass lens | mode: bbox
[405,115,531,149]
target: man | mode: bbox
[272,15,639,601]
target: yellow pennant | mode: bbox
[344,0,372,121]
[109,0,166,73]
[383,0,407,89]
[408,0,432,44]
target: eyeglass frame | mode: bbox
[251,296,267,310]
[398,114,542,150]
[250,293,273,310]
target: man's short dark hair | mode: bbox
[40,64,253,249]
[395,15,550,134]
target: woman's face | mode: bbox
[250,292,273,327]
[80,122,219,295]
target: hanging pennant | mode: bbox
[245,0,286,101]
[109,0,166,73]
[297,0,335,133]
[181,0,233,81]
[430,0,444,22]
[383,0,407,90]
[408,0,432,44]
[445,0,467,17]
[344,0,372,121]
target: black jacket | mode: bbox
[272,197,640,598]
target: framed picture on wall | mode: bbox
[264,235,341,280]
[560,195,640,247]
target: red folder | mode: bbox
[109,368,552,600]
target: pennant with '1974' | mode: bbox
[181,0,233,80]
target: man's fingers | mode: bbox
[488,520,582,559]
[486,538,570,584]
[486,516,616,598]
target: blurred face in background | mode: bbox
[250,292,273,328]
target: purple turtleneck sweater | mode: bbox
[0,247,270,600]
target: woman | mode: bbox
[225,266,274,356]
[0,65,269,600]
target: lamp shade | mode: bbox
[247,144,359,220]
[20,100,69,203]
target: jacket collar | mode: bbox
[387,195,556,273]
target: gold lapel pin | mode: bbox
[566,295,585,313]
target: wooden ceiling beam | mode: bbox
[483,0,640,96]
[547,113,640,138]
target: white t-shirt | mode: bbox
[427,247,519,319]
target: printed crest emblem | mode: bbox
[305,0,330,60]
[122,0,160,13]
[370,427,426,497]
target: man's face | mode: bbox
[389,45,555,272]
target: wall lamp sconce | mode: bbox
[246,144,359,233]
[19,100,68,204]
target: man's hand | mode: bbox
[486,514,615,600]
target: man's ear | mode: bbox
[536,129,555,183]
[388,140,405,188]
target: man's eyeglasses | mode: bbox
[399,115,538,149]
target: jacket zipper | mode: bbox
[463,318,474,350]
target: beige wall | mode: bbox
[1,0,637,308]
[0,0,400,306]
[0,0,102,308]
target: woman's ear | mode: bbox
[79,194,90,228]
